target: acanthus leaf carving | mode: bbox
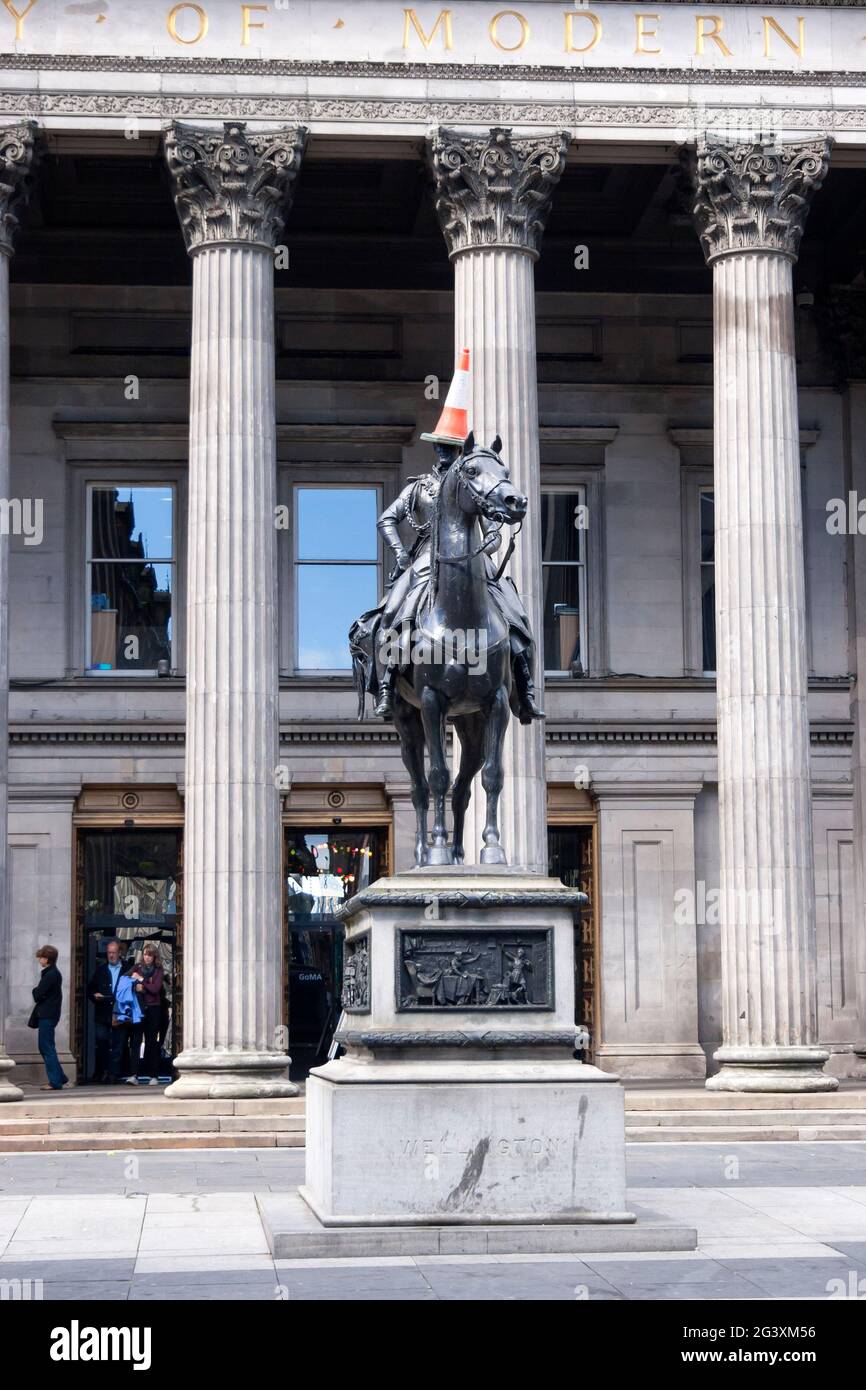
[683,138,832,264]
[0,120,38,257]
[427,125,568,259]
[164,119,307,253]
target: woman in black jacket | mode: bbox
[30,945,69,1091]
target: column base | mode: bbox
[706,1046,839,1093]
[164,1048,298,1100]
[0,1054,22,1102]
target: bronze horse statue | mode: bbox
[351,433,530,866]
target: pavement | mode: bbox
[1,1143,866,1300]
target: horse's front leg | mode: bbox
[451,712,485,865]
[420,686,451,865]
[480,685,510,865]
[392,695,429,865]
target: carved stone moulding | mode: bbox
[427,125,568,260]
[164,119,308,254]
[1,92,864,135]
[683,137,833,265]
[335,1028,579,1049]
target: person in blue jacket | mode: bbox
[109,969,143,1084]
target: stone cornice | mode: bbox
[428,126,568,260]
[164,120,307,254]
[8,723,853,748]
[0,120,37,257]
[683,138,833,264]
[2,53,866,87]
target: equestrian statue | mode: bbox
[349,349,544,868]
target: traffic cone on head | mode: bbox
[421,347,471,445]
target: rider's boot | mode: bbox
[514,651,545,725]
[374,667,396,720]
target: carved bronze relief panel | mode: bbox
[396,929,553,1011]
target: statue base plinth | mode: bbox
[302,867,666,1233]
[303,1057,633,1225]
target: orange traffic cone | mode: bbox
[421,347,471,445]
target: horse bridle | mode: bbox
[453,449,516,525]
[437,450,524,580]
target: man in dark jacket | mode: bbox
[30,945,69,1090]
[87,938,130,1083]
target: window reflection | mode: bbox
[294,486,379,671]
[87,487,174,673]
[541,489,586,674]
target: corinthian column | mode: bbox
[684,138,837,1091]
[428,126,567,873]
[0,123,37,1102]
[164,121,306,1098]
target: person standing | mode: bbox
[87,938,129,1083]
[111,966,142,1084]
[29,945,69,1091]
[125,942,165,1086]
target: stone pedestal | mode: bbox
[302,867,634,1227]
[427,128,567,873]
[163,122,305,1098]
[0,124,37,1102]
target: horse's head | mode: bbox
[452,431,527,525]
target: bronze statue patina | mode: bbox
[350,428,544,868]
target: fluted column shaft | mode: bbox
[454,248,546,871]
[168,244,290,1096]
[685,137,836,1091]
[164,122,305,1097]
[0,123,36,1102]
[428,127,567,872]
[0,253,16,1101]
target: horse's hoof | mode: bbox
[480,844,508,865]
[427,845,452,866]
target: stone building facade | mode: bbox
[0,0,864,1095]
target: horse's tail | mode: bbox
[352,649,367,722]
[348,617,371,721]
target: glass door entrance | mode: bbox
[77,828,181,1083]
[285,826,386,1080]
[548,824,596,1061]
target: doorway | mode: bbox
[75,827,182,1083]
[547,819,598,1062]
[284,825,387,1080]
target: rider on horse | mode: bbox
[352,408,544,728]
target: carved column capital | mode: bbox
[427,126,568,260]
[164,120,307,254]
[682,138,831,264]
[0,121,39,258]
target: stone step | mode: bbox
[627,1108,866,1128]
[626,1124,866,1143]
[624,1089,866,1112]
[0,1131,304,1152]
[27,1114,307,1136]
[11,1095,305,1119]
